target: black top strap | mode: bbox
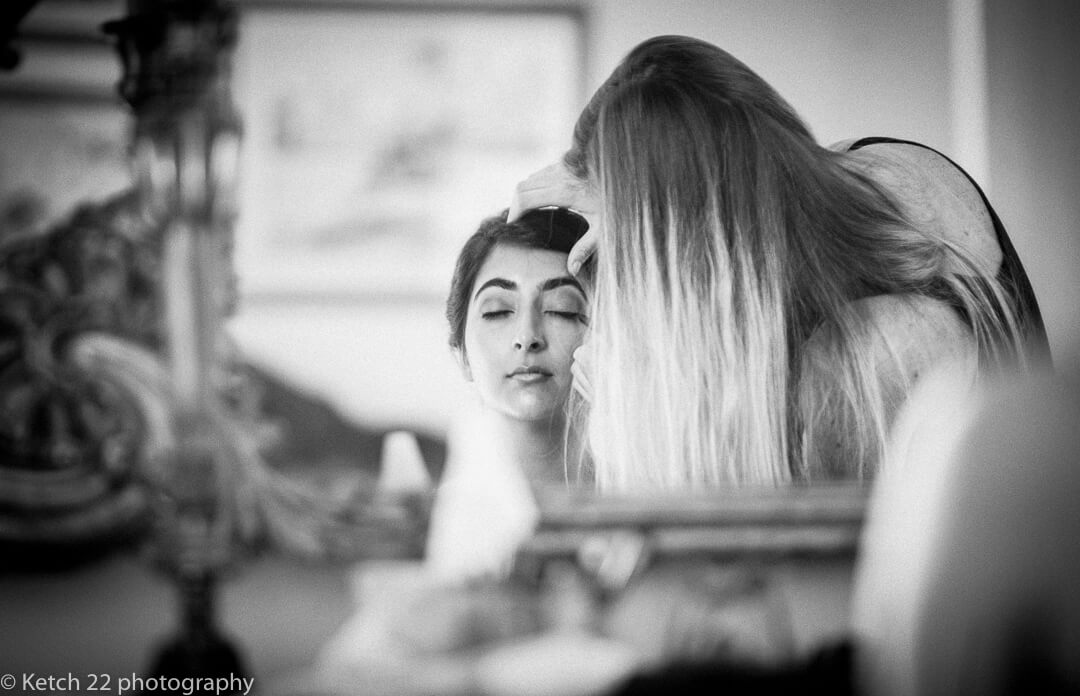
[846,136,1051,363]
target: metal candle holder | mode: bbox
[105,0,247,682]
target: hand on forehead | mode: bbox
[508,160,600,276]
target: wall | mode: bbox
[586,0,952,150]
[985,0,1080,371]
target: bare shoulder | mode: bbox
[850,293,975,379]
[798,293,978,479]
[804,293,976,389]
[830,140,1002,276]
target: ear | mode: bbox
[454,348,472,382]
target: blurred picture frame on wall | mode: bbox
[231,2,588,301]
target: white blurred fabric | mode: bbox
[377,430,432,495]
[424,400,540,583]
[853,365,1080,696]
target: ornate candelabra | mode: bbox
[104,0,247,681]
[1,0,432,676]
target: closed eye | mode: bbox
[546,311,589,325]
[481,310,513,320]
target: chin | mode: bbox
[503,397,564,424]
[489,384,570,423]
[511,405,563,423]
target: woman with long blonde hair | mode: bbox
[510,35,1048,491]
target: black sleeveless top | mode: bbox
[847,137,1052,364]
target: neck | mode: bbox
[481,410,572,484]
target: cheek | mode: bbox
[547,323,587,366]
[464,322,504,380]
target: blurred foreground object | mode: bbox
[0,0,437,560]
[299,486,866,696]
[0,188,160,565]
[515,486,866,688]
[2,0,432,684]
[854,366,1080,696]
[425,404,541,583]
[103,0,250,678]
[0,0,41,70]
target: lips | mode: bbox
[508,365,553,379]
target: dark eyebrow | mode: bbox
[541,277,586,296]
[473,278,517,300]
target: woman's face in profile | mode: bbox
[464,242,589,422]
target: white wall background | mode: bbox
[984,0,1080,373]
[586,0,954,151]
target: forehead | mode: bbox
[471,244,571,295]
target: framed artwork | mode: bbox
[232,2,588,300]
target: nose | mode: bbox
[513,307,546,352]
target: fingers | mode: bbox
[567,228,598,276]
[571,344,594,403]
[509,160,601,277]
[571,362,593,403]
[509,161,578,222]
[509,161,598,219]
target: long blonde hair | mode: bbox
[569,36,1027,491]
